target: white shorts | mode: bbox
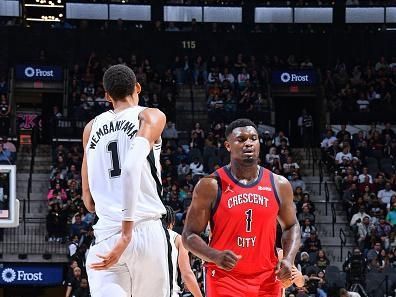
[86,219,171,297]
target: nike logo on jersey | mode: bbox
[211,270,215,277]
[258,186,272,191]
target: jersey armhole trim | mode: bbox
[210,171,222,230]
[270,172,281,207]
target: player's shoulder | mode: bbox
[268,169,289,185]
[138,106,166,119]
[194,174,219,195]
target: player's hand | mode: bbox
[291,266,305,287]
[90,235,131,270]
[212,250,242,271]
[275,259,293,288]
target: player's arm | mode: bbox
[121,107,166,221]
[275,174,301,284]
[81,120,95,213]
[176,235,203,297]
[91,108,166,270]
[182,177,241,271]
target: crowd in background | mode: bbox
[67,51,318,125]
[324,57,396,114]
[321,123,396,294]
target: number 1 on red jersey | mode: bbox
[245,209,253,232]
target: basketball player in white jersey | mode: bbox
[81,64,170,297]
[161,206,203,297]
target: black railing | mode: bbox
[339,228,346,261]
[319,160,324,196]
[331,201,336,237]
[26,140,37,215]
[325,181,329,216]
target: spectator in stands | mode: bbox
[70,213,88,240]
[350,206,371,231]
[335,145,352,165]
[73,278,90,297]
[316,250,330,271]
[162,121,178,142]
[358,167,373,184]
[304,231,322,255]
[193,56,207,85]
[357,216,374,250]
[301,218,316,242]
[320,130,337,150]
[378,182,396,209]
[47,183,68,203]
[374,217,392,249]
[290,172,306,192]
[0,94,10,135]
[293,186,304,203]
[336,125,351,142]
[68,235,80,257]
[265,147,279,167]
[382,122,395,138]
[274,131,289,147]
[2,135,16,153]
[297,109,313,147]
[386,202,396,226]
[297,192,315,214]
[0,143,11,164]
[297,251,312,275]
[339,288,361,297]
[283,156,300,177]
[367,241,382,262]
[64,259,78,285]
[177,159,190,178]
[46,202,63,242]
[65,266,82,297]
[219,67,235,84]
[298,206,315,224]
[190,157,204,179]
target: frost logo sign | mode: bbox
[1,267,43,283]
[0,265,63,286]
[24,67,54,78]
[272,70,317,85]
[15,65,63,81]
[2,268,16,283]
[280,72,291,83]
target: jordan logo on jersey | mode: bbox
[224,184,234,193]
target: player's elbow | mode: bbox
[181,231,192,251]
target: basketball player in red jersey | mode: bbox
[182,119,301,297]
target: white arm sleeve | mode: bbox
[121,136,151,221]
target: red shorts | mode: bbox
[205,267,282,297]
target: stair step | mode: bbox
[17,173,49,181]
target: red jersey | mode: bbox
[207,165,280,276]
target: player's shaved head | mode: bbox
[225,119,257,139]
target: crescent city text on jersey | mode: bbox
[227,193,269,208]
[89,120,138,150]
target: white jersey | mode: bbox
[86,106,166,242]
[169,229,181,295]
